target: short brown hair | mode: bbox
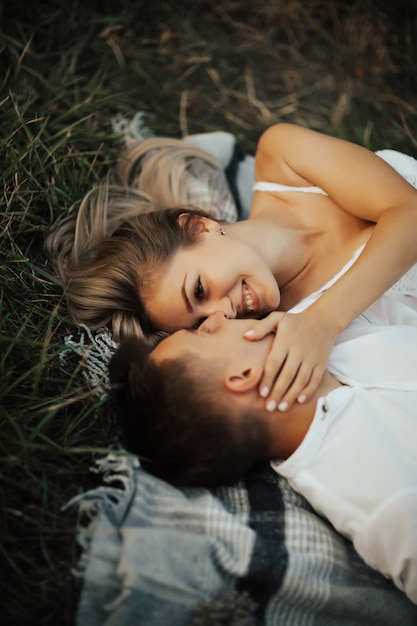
[109,338,270,487]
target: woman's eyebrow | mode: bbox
[181,275,193,313]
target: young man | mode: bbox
[109,310,417,604]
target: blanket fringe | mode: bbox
[61,324,118,399]
[63,451,139,580]
[111,110,155,146]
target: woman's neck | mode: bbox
[228,217,315,290]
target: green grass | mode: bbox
[1,0,417,623]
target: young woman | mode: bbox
[46,123,417,412]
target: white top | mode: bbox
[253,181,327,195]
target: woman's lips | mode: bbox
[241,281,260,315]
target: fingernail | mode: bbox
[266,400,277,412]
[298,395,306,404]
[260,386,269,398]
[244,329,255,336]
[278,401,289,411]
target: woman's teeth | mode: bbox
[244,283,254,312]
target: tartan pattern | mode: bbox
[69,459,417,626]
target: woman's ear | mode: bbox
[224,365,262,393]
[177,212,218,234]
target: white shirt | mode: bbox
[272,384,417,603]
[271,255,417,602]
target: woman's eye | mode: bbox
[194,277,205,302]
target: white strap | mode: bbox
[253,181,327,195]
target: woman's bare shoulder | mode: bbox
[255,124,315,187]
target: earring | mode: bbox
[219,227,226,236]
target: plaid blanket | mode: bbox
[60,127,417,624]
[68,454,417,626]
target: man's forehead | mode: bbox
[151,329,192,362]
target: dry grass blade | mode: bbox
[1,0,416,623]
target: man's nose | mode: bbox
[199,310,228,333]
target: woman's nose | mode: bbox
[199,310,228,333]
[204,296,236,321]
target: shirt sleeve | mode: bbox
[356,489,417,604]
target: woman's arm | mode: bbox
[254,123,417,218]
[248,124,417,411]
[254,126,417,303]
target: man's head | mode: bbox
[109,313,275,486]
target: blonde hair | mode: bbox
[116,136,234,218]
[45,136,233,344]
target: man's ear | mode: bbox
[177,212,218,234]
[224,365,263,393]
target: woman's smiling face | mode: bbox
[146,229,280,332]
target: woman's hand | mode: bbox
[244,309,338,411]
